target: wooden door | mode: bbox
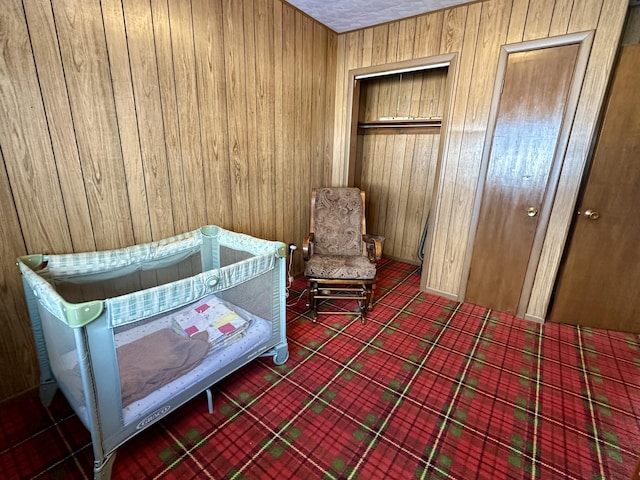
[550,45,640,333]
[465,44,580,314]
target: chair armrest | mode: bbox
[303,234,314,261]
[363,235,383,262]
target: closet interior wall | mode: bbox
[355,69,447,264]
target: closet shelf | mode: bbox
[357,117,442,134]
[359,117,441,127]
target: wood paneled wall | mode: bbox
[0,0,336,401]
[331,0,628,321]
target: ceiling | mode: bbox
[285,0,473,33]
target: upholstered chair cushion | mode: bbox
[304,254,377,280]
[313,187,363,256]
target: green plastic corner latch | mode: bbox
[61,300,105,328]
[276,242,287,259]
[18,254,46,270]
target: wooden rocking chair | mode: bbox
[303,187,383,323]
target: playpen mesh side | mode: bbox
[18,225,287,478]
[18,226,283,328]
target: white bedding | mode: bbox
[58,303,272,427]
[116,306,272,425]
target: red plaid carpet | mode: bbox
[1,260,639,479]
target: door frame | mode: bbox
[460,31,594,319]
[342,53,458,186]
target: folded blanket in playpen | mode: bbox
[117,328,210,406]
[115,294,253,406]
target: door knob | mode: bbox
[584,209,600,220]
[527,207,538,217]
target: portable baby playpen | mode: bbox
[18,225,289,479]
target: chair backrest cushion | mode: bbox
[313,187,363,256]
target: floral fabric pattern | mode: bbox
[314,187,363,256]
[304,254,376,279]
[305,187,376,280]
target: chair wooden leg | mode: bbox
[305,280,312,308]
[358,299,367,324]
[305,278,376,324]
[367,283,376,311]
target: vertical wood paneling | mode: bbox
[397,18,417,61]
[293,13,305,245]
[53,0,136,250]
[123,0,175,241]
[151,0,189,235]
[255,0,276,240]
[548,0,574,36]
[301,15,314,235]
[102,0,151,245]
[426,7,468,284]
[523,0,555,40]
[312,23,329,196]
[402,134,439,260]
[169,0,207,232]
[506,0,530,43]
[243,0,261,237]
[439,0,512,292]
[332,34,348,184]
[23,0,96,253]
[0,152,33,400]
[273,1,285,241]
[223,0,250,234]
[414,12,445,58]
[0,0,73,254]
[361,28,374,67]
[0,0,336,400]
[390,133,413,256]
[427,3,480,291]
[282,4,297,250]
[324,32,338,185]
[566,0,602,31]
[440,6,470,54]
[192,0,233,230]
[357,68,446,262]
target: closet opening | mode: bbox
[344,54,456,265]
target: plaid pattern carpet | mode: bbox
[1,259,639,479]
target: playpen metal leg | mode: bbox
[93,450,116,480]
[358,299,367,325]
[206,388,214,414]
